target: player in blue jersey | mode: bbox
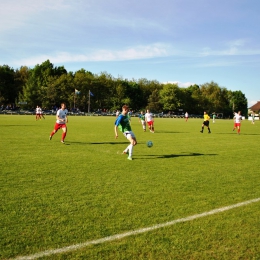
[115,105,137,160]
[138,111,146,131]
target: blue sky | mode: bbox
[1,0,260,107]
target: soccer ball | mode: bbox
[147,140,153,148]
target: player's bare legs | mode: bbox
[61,126,67,142]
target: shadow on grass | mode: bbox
[91,142,129,145]
[1,125,36,127]
[136,152,217,159]
[241,133,260,136]
[155,130,189,134]
[214,132,260,136]
[66,141,132,145]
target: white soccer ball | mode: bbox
[147,140,153,148]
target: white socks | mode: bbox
[127,144,133,156]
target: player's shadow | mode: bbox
[1,125,35,127]
[155,130,189,134]
[64,141,87,145]
[241,133,260,136]
[67,141,131,145]
[90,142,130,145]
[216,133,260,136]
[63,141,151,146]
[138,152,217,159]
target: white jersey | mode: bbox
[56,109,68,124]
[36,107,41,114]
[234,113,242,123]
[185,112,188,117]
[145,112,153,122]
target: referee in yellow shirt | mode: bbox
[200,111,211,133]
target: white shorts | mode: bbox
[123,131,136,140]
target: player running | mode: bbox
[138,111,146,131]
[49,103,68,144]
[233,111,242,134]
[39,106,45,119]
[115,105,137,160]
[35,106,41,120]
[145,109,154,133]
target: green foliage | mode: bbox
[147,88,162,112]
[200,81,232,115]
[19,60,69,109]
[0,61,248,116]
[0,65,16,104]
[230,90,248,116]
[159,83,182,111]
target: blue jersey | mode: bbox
[139,114,145,121]
[115,114,132,133]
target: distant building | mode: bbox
[249,101,260,113]
[248,101,260,120]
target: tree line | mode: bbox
[0,60,248,117]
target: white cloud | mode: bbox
[12,43,170,66]
[194,60,241,68]
[0,0,69,32]
[199,39,260,56]
[162,81,195,88]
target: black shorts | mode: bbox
[203,120,209,126]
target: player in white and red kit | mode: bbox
[233,111,242,134]
[145,109,154,133]
[35,106,41,120]
[39,107,45,119]
[185,112,189,122]
[49,103,68,143]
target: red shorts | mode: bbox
[147,121,154,126]
[234,123,241,127]
[54,123,66,131]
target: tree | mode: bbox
[159,83,182,112]
[111,77,127,110]
[125,81,144,111]
[229,90,248,117]
[14,66,30,102]
[200,81,231,115]
[0,60,249,116]
[138,78,162,110]
[74,69,94,111]
[180,85,200,114]
[20,60,68,109]
[0,65,16,106]
[147,89,162,112]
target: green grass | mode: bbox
[0,115,259,259]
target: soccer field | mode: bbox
[0,115,259,260]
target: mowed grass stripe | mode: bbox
[12,197,260,260]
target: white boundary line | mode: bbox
[13,197,260,260]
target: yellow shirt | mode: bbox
[204,114,210,121]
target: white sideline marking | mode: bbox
[13,197,260,260]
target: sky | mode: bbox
[1,0,260,107]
